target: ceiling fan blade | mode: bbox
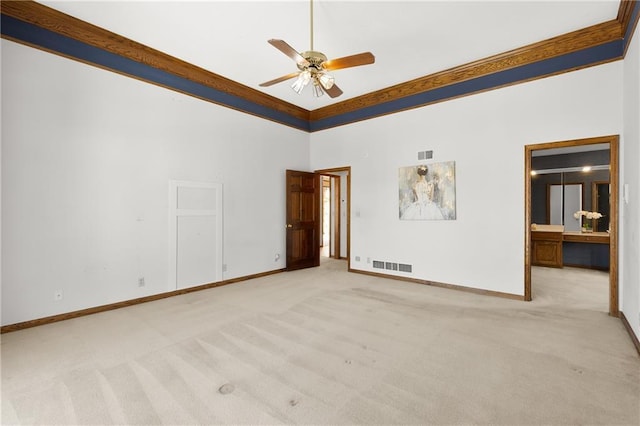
[324,83,343,98]
[268,39,310,67]
[259,72,300,87]
[322,52,375,71]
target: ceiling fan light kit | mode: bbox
[318,72,334,90]
[312,80,325,98]
[260,0,374,99]
[291,70,311,94]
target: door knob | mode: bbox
[286,224,293,228]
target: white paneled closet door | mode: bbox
[168,181,223,290]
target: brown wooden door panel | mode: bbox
[286,170,320,270]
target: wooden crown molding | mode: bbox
[618,0,637,32]
[0,0,310,124]
[618,0,640,55]
[1,1,635,131]
[310,19,624,123]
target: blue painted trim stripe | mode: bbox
[309,40,623,132]
[0,15,310,132]
[2,9,633,134]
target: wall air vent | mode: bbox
[399,263,412,273]
[418,150,433,160]
[373,260,411,273]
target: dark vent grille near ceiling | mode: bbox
[418,150,433,160]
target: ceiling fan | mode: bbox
[259,0,375,98]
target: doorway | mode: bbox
[316,167,351,269]
[525,135,619,316]
[320,175,341,259]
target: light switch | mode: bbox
[624,183,629,204]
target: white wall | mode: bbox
[1,34,634,327]
[311,62,623,296]
[1,40,309,326]
[622,23,640,339]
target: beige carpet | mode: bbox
[2,260,639,425]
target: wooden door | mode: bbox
[286,170,320,270]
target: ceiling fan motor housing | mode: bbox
[299,51,328,72]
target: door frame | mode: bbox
[320,175,330,254]
[332,175,341,259]
[320,174,341,259]
[315,166,351,270]
[524,135,619,316]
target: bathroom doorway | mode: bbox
[525,135,619,316]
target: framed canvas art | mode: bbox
[399,161,456,220]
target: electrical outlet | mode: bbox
[355,256,361,262]
[54,290,63,301]
[367,257,371,264]
[138,277,145,287]
[223,264,228,272]
[275,253,281,261]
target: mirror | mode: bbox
[548,182,582,231]
[531,145,610,233]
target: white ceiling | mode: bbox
[40,0,621,110]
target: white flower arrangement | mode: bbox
[573,210,603,220]
[574,210,603,231]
